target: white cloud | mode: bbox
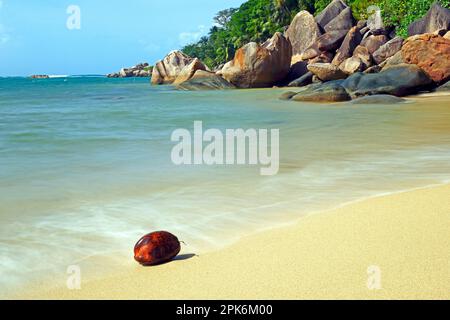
[178,25,208,46]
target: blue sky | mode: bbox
[0,0,245,76]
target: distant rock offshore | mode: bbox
[107,63,153,78]
[30,75,49,79]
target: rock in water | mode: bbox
[408,3,450,36]
[173,58,207,85]
[402,33,450,83]
[285,11,322,65]
[291,81,351,102]
[30,75,49,79]
[342,64,433,97]
[134,231,181,266]
[279,91,299,100]
[350,95,406,104]
[220,32,292,88]
[176,70,235,90]
[151,51,193,85]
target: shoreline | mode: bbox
[14,183,450,300]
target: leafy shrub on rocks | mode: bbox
[315,0,450,37]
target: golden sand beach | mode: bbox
[17,184,450,300]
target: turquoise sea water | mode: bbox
[1,76,450,294]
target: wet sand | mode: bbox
[17,184,450,300]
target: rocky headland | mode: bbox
[107,63,153,78]
[150,0,450,102]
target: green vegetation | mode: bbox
[182,0,449,68]
[182,0,305,67]
[379,0,450,37]
[315,0,450,36]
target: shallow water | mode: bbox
[1,77,450,294]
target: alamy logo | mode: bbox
[367,265,382,290]
[66,5,81,30]
[367,5,383,30]
[171,121,280,176]
[66,265,81,290]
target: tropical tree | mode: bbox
[182,0,450,68]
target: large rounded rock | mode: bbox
[436,80,450,92]
[315,0,348,30]
[350,94,406,104]
[173,58,207,85]
[364,65,382,74]
[332,27,362,66]
[308,63,347,81]
[285,61,309,84]
[402,33,450,83]
[308,51,334,64]
[151,51,193,85]
[119,68,133,77]
[339,57,365,74]
[381,51,404,71]
[324,7,355,33]
[352,45,373,68]
[291,81,351,102]
[285,11,322,65]
[288,71,314,87]
[316,29,348,52]
[300,45,321,60]
[342,64,433,97]
[361,35,389,54]
[372,37,404,65]
[408,3,450,36]
[279,91,299,100]
[220,32,292,88]
[176,70,235,90]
